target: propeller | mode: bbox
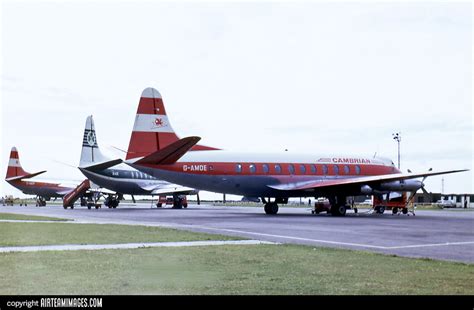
[406,168,433,199]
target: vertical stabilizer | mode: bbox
[126,87,219,160]
[79,115,109,167]
[5,147,29,179]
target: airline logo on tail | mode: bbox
[84,129,98,147]
[132,114,174,133]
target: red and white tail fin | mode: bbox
[126,87,219,160]
[5,147,46,181]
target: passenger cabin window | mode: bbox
[262,164,269,174]
[249,164,256,173]
[344,165,350,174]
[322,165,328,175]
[288,164,295,175]
[310,164,317,174]
[299,164,306,174]
[236,164,242,173]
[355,165,361,175]
[334,165,339,175]
[274,164,282,174]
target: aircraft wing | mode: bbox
[55,188,75,196]
[267,169,468,191]
[5,170,47,182]
[149,186,198,196]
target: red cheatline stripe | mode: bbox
[139,162,395,177]
[10,151,19,159]
[136,97,167,115]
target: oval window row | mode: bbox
[235,164,361,175]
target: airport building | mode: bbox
[414,192,474,208]
[353,193,473,208]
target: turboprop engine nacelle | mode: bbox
[361,180,423,194]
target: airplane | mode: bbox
[5,147,75,206]
[77,87,219,208]
[125,89,468,216]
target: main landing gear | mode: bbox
[329,196,347,216]
[104,193,122,209]
[262,198,288,215]
[311,196,350,216]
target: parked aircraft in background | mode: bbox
[5,147,75,206]
[126,89,468,216]
[77,87,219,208]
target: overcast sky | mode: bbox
[1,1,472,200]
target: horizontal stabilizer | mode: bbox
[134,136,201,165]
[5,170,47,182]
[80,159,123,172]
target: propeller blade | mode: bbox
[421,186,430,196]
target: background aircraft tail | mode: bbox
[126,87,219,160]
[6,147,29,179]
[5,147,46,181]
[79,115,109,167]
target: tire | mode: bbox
[331,205,346,216]
[264,203,278,215]
[157,203,162,208]
[402,208,408,214]
[354,208,358,214]
[379,206,385,214]
[392,207,398,214]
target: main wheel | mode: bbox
[172,199,183,209]
[331,205,346,216]
[264,203,279,215]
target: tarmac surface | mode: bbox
[1,203,473,263]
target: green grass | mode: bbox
[0,223,241,247]
[0,244,472,295]
[0,212,69,221]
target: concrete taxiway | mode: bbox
[1,203,473,263]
